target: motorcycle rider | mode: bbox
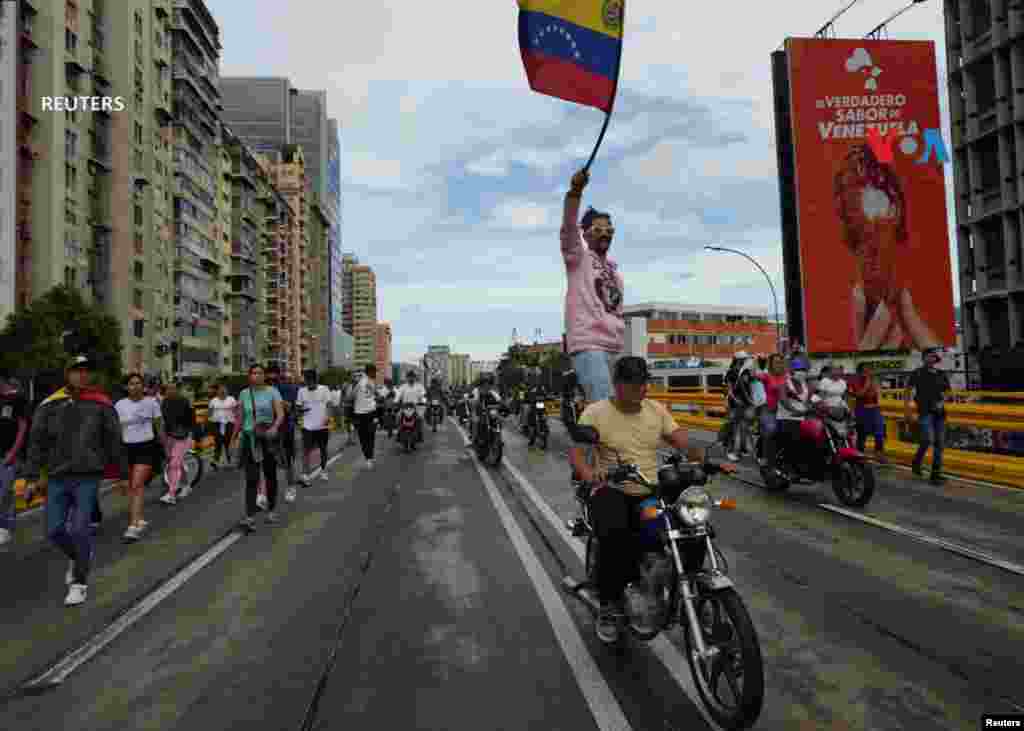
[567,356,690,644]
[470,375,503,446]
[816,364,848,410]
[905,347,950,485]
[394,371,427,444]
[561,168,625,408]
[427,376,445,423]
[764,355,813,488]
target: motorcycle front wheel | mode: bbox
[685,587,765,730]
[487,438,503,467]
[538,429,548,451]
[832,461,875,507]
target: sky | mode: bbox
[206,0,956,362]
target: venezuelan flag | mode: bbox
[518,0,624,113]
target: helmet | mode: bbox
[790,356,810,372]
[613,356,649,385]
[734,351,750,360]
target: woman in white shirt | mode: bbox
[115,373,163,542]
[207,383,238,469]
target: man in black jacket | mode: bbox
[21,355,121,606]
[904,348,951,485]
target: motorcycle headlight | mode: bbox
[489,408,499,418]
[536,402,546,409]
[675,487,711,526]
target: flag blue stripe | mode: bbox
[519,10,620,81]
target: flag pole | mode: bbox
[583,2,626,173]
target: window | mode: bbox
[134,121,143,144]
[65,29,77,53]
[65,129,78,159]
[133,289,143,309]
[135,39,143,60]
[133,320,144,338]
[134,261,144,281]
[65,1,77,26]
[64,266,77,287]
[135,68,143,88]
[134,10,143,35]
[134,205,143,226]
[66,107,77,125]
[65,163,76,190]
[134,233,144,255]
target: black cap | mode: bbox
[613,356,649,384]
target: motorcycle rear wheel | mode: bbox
[832,461,875,507]
[538,430,548,451]
[488,439,503,467]
[685,587,765,730]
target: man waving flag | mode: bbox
[518,0,625,114]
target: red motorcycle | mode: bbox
[755,402,875,507]
[397,402,420,453]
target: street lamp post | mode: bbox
[704,246,783,352]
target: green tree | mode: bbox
[320,367,351,389]
[0,285,123,393]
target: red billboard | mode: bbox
[785,38,956,353]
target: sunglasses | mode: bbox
[589,226,615,236]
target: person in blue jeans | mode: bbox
[904,348,951,485]
[560,168,625,409]
[21,355,121,606]
[0,378,30,546]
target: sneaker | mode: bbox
[256,493,268,511]
[727,453,740,463]
[266,511,279,525]
[66,560,75,586]
[911,465,923,478]
[596,601,623,644]
[177,486,192,499]
[65,583,87,607]
[0,528,11,546]
[123,523,144,542]
[319,471,329,482]
[284,487,297,503]
[366,459,375,469]
[160,493,176,506]
[240,516,256,532]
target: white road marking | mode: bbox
[452,420,633,731]
[496,454,724,731]
[820,503,1024,578]
[24,530,242,688]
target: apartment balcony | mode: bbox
[66,48,91,77]
[88,142,112,173]
[91,53,111,86]
[155,95,173,126]
[155,2,169,19]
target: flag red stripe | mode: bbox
[521,50,615,112]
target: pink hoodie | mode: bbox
[561,196,625,354]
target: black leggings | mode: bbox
[243,441,279,516]
[589,489,645,602]
[354,412,376,460]
[212,423,235,463]
[303,429,329,469]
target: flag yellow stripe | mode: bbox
[519,0,622,40]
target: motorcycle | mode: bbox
[564,426,764,730]
[755,401,876,507]
[519,394,550,450]
[427,398,444,432]
[474,397,504,467]
[457,395,472,427]
[397,402,420,453]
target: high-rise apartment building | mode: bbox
[327,117,343,363]
[351,263,377,369]
[169,0,224,379]
[342,251,357,335]
[12,1,177,377]
[222,125,268,374]
[375,322,392,382]
[448,353,470,386]
[215,127,232,373]
[1,2,18,324]
[307,191,331,372]
[261,156,298,377]
[944,0,1024,386]
[218,77,341,364]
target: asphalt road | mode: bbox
[0,415,1021,730]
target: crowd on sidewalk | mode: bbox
[0,356,355,609]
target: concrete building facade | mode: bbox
[0,1,17,324]
[350,262,377,369]
[944,0,1024,387]
[327,118,343,362]
[375,322,392,384]
[623,303,775,360]
[448,353,470,386]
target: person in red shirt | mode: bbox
[754,354,788,471]
[851,363,886,463]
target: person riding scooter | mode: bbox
[394,371,427,444]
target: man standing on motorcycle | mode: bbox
[394,371,427,444]
[560,168,625,408]
[567,357,690,644]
